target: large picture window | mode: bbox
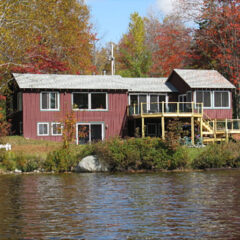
[77,123,104,144]
[129,94,166,114]
[41,92,59,111]
[72,92,107,110]
[196,91,211,108]
[214,91,229,108]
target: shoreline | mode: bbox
[1,167,239,176]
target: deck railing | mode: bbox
[128,102,203,116]
[208,119,240,132]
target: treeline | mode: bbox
[96,0,240,115]
[0,0,239,115]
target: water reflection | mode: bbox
[0,171,240,239]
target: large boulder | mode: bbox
[75,155,109,172]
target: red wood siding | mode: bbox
[23,91,128,141]
[203,108,233,119]
[203,92,233,119]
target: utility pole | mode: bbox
[109,43,115,75]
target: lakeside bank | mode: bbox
[0,136,240,174]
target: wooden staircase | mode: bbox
[197,115,228,144]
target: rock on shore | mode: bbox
[75,155,109,172]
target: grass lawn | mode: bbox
[4,136,62,159]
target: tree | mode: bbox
[0,0,96,78]
[191,0,240,116]
[150,16,192,76]
[117,12,151,77]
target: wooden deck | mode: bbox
[127,102,240,145]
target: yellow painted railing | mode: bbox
[128,102,203,116]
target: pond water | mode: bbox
[0,170,240,239]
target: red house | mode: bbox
[8,69,236,144]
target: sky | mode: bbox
[85,0,174,45]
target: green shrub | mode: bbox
[45,148,76,172]
[171,147,189,169]
[86,137,174,172]
[1,152,16,171]
[192,142,240,169]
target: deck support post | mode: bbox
[142,117,145,138]
[161,117,165,140]
[191,117,195,145]
[213,119,216,142]
[200,117,203,140]
[225,118,229,143]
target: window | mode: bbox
[73,93,88,109]
[214,91,229,108]
[37,123,49,136]
[77,123,104,144]
[129,94,166,114]
[72,93,107,110]
[91,93,106,109]
[41,92,59,111]
[150,95,165,112]
[147,123,157,137]
[196,91,211,108]
[51,122,63,136]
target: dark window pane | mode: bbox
[222,92,229,107]
[52,123,62,135]
[39,123,48,135]
[50,93,57,109]
[187,92,192,102]
[139,95,147,113]
[150,95,158,112]
[91,124,102,142]
[214,92,221,107]
[196,92,203,103]
[91,93,106,109]
[159,95,166,102]
[130,95,138,105]
[204,92,211,107]
[73,93,88,109]
[42,93,49,109]
[147,124,157,136]
[78,125,89,144]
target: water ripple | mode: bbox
[0,170,240,239]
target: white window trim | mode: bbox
[72,92,108,111]
[40,92,60,111]
[37,122,49,136]
[194,90,231,109]
[76,122,105,144]
[213,90,230,109]
[51,122,63,136]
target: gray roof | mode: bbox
[13,73,128,90]
[123,77,177,92]
[13,73,178,92]
[173,69,235,89]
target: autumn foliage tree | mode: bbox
[150,16,192,77]
[191,0,240,116]
[0,0,96,78]
[117,12,152,77]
